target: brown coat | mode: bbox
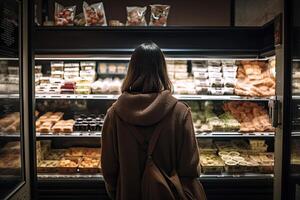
[101,90,206,200]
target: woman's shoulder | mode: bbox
[172,101,191,120]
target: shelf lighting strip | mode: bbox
[35,55,276,61]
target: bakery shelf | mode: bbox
[37,173,273,181]
[36,132,101,139]
[0,133,20,140]
[35,131,275,139]
[292,132,300,137]
[199,173,273,180]
[35,94,274,101]
[38,173,103,181]
[196,131,275,138]
[0,94,20,99]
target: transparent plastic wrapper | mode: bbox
[149,4,170,26]
[126,6,147,26]
[83,1,107,26]
[74,13,85,26]
[54,3,76,26]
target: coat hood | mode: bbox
[113,90,177,126]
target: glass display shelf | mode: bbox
[0,94,19,99]
[35,94,274,101]
[37,173,273,181]
[35,131,274,139]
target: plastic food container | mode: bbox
[194,72,209,79]
[208,72,223,78]
[208,66,222,73]
[209,88,224,95]
[209,78,224,87]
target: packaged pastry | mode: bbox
[54,2,76,26]
[98,63,107,73]
[126,6,147,26]
[149,5,170,26]
[57,158,79,173]
[83,1,107,26]
[79,157,101,173]
[74,13,86,26]
[108,64,117,73]
[37,160,59,173]
[80,61,96,71]
[51,61,64,71]
[109,20,124,26]
[35,65,42,74]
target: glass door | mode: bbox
[0,0,31,199]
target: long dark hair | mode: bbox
[121,42,172,93]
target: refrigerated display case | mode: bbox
[0,0,32,199]
[273,0,300,199]
[30,1,278,199]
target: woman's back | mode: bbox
[101,42,206,200]
[102,91,204,199]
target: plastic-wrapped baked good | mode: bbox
[126,6,147,26]
[109,20,124,26]
[149,5,170,26]
[54,3,76,26]
[74,13,86,26]
[83,1,107,26]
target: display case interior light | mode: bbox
[35,55,276,61]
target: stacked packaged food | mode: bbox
[193,61,209,95]
[292,62,300,94]
[173,61,195,94]
[73,114,104,132]
[223,101,274,132]
[198,139,273,174]
[91,78,122,94]
[235,61,275,97]
[192,101,273,133]
[97,62,127,74]
[37,141,101,173]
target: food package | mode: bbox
[83,1,107,26]
[109,20,124,26]
[235,61,275,97]
[54,3,76,26]
[79,157,101,173]
[37,160,59,173]
[126,6,147,26]
[149,4,170,26]
[80,61,96,71]
[200,154,224,174]
[194,72,209,79]
[74,13,86,26]
[223,101,274,132]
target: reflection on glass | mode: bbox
[0,0,23,198]
[0,60,22,199]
